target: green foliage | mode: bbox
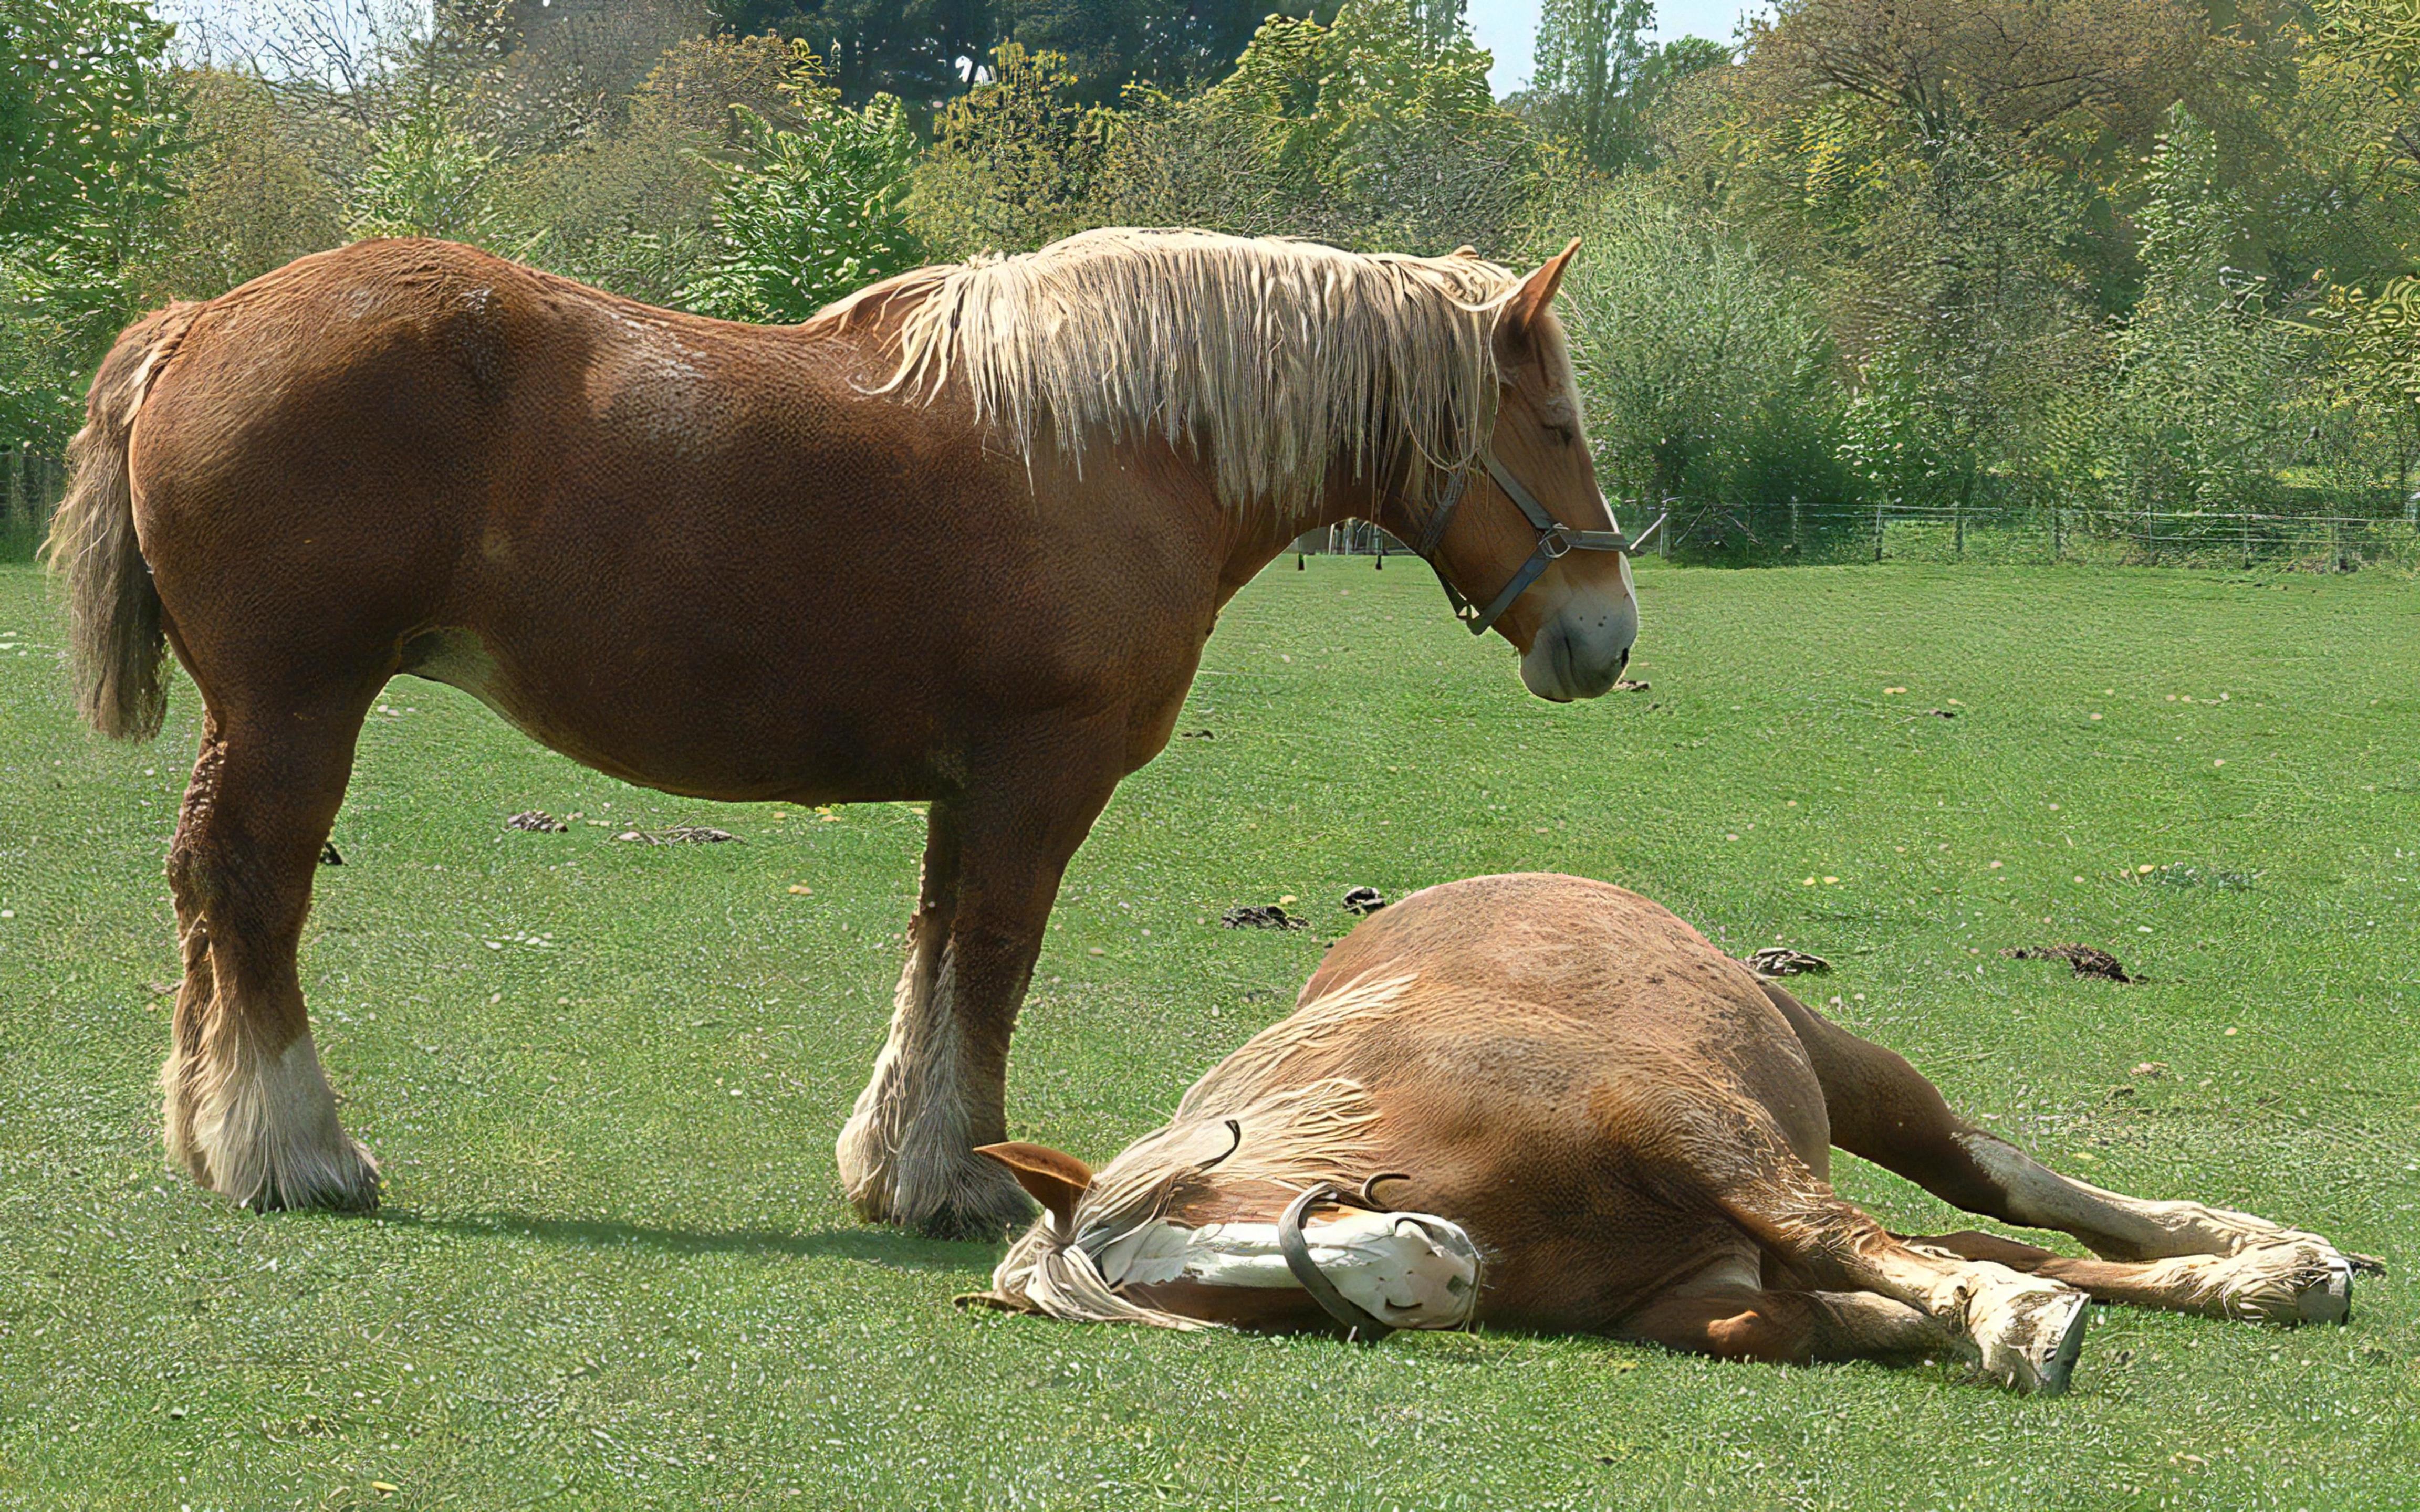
[708,0,989,104]
[992,0,1287,104]
[1558,186,1848,506]
[0,0,181,244]
[2317,275,2420,411]
[0,0,183,447]
[1097,0,1552,254]
[906,43,1110,258]
[2321,0,2420,96]
[494,33,814,304]
[148,68,346,301]
[2072,108,2324,518]
[1527,0,1723,173]
[348,86,502,242]
[683,94,924,321]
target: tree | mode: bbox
[708,0,988,107]
[147,68,347,301]
[2091,107,2323,516]
[347,82,502,240]
[682,91,924,321]
[493,33,814,303]
[1,0,185,449]
[1103,0,1549,254]
[1557,185,1847,506]
[1526,0,1722,173]
[906,43,1109,257]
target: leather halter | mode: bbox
[1276,1173,1479,1346]
[1410,449,1665,638]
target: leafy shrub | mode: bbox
[1557,187,1850,512]
[681,93,923,321]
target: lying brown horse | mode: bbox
[47,229,1642,1235]
[974,874,2374,1392]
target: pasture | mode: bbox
[1,555,2417,1509]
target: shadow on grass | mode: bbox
[375,1208,997,1272]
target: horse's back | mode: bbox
[1305,873,1816,1083]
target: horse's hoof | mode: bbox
[1968,1277,2090,1395]
[906,1169,1037,1242]
[225,1137,382,1213]
[2211,1238,2354,1326]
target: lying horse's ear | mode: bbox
[975,1141,1093,1230]
[1495,237,1581,368]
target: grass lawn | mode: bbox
[2,555,2418,1510]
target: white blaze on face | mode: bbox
[1093,1208,1480,1328]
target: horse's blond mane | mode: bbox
[820,228,1525,517]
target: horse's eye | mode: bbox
[1546,424,1575,447]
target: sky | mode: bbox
[161,0,1768,97]
[1466,0,1769,96]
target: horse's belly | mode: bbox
[398,625,911,802]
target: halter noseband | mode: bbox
[1411,450,1664,638]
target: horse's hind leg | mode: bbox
[1762,981,2365,1322]
[163,700,378,1210]
[1622,1283,1957,1366]
[1910,1231,2357,1326]
[1611,1084,2089,1392]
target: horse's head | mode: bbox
[968,1115,1479,1335]
[1402,239,1641,702]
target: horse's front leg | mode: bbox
[837,753,1118,1238]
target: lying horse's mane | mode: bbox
[821,228,1522,516]
[985,972,1420,1330]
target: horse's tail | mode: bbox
[44,301,202,741]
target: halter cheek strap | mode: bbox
[1411,449,1665,638]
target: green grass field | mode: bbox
[3,556,2418,1510]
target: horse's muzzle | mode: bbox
[1520,590,1636,702]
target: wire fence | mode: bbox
[9,453,2413,573]
[1297,498,2420,572]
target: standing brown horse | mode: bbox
[46,228,1641,1236]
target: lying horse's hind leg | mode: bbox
[1623,1283,1957,1366]
[1910,1231,2357,1326]
[1762,981,2363,1322]
[839,749,1120,1238]
[1613,1086,2089,1392]
[162,704,378,1210]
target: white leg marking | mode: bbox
[188,1035,378,1210]
[1956,1130,2366,1322]
[1862,1243,2089,1394]
[836,946,1026,1233]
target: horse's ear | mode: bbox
[975,1141,1093,1230]
[1495,237,1581,366]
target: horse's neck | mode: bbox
[1209,468,1394,600]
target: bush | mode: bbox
[1557,186,1851,512]
[681,92,923,321]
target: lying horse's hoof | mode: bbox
[2216,1238,2354,1326]
[1967,1275,2090,1395]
